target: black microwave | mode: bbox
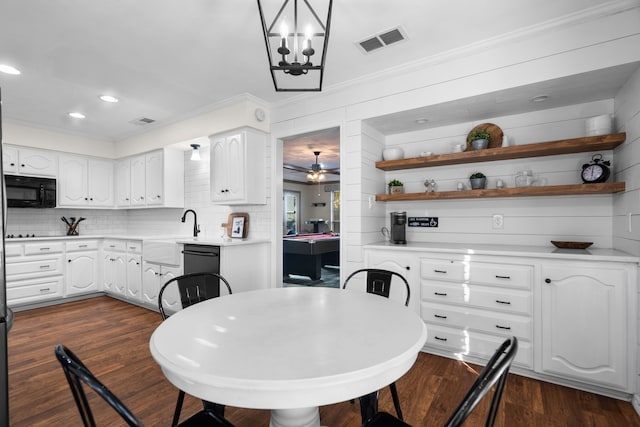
[5,175,56,208]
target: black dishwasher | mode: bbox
[183,244,222,296]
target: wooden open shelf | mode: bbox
[375,132,626,171]
[375,182,626,202]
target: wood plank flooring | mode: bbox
[7,296,640,426]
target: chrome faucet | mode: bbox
[181,209,200,239]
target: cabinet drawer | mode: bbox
[469,262,532,289]
[425,323,533,369]
[7,276,63,303]
[5,244,22,257]
[422,282,531,315]
[421,258,465,282]
[126,241,142,254]
[103,240,126,252]
[6,255,64,278]
[24,242,64,255]
[421,301,532,340]
[66,240,99,252]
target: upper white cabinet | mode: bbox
[210,128,266,205]
[58,155,114,207]
[118,149,184,208]
[3,145,58,177]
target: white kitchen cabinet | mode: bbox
[210,128,266,205]
[125,149,184,208]
[5,241,65,306]
[65,240,99,296]
[115,159,131,207]
[58,155,114,207]
[364,248,419,314]
[418,253,534,369]
[3,145,58,177]
[125,241,143,302]
[540,261,635,391]
[103,240,127,297]
[142,262,181,308]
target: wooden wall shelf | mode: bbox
[375,182,626,202]
[375,132,626,171]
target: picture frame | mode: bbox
[223,212,250,239]
[231,216,245,238]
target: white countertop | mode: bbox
[5,234,270,247]
[365,241,640,263]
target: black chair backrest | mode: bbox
[54,344,143,427]
[158,272,232,320]
[343,268,410,307]
[445,336,518,427]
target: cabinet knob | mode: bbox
[68,259,71,263]
[10,162,14,166]
[20,164,25,167]
[405,266,410,270]
[545,278,551,283]
[140,196,144,200]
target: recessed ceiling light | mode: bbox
[99,94,119,103]
[0,64,21,75]
[415,118,428,124]
[531,95,549,103]
[68,112,86,119]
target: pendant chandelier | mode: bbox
[257,0,333,92]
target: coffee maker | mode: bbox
[389,212,407,244]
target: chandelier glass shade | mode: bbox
[306,151,327,182]
[257,0,333,92]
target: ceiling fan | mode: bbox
[283,151,340,183]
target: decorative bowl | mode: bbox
[382,147,404,161]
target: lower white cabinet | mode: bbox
[142,262,181,308]
[363,248,419,314]
[6,241,65,306]
[540,261,633,391]
[65,240,99,296]
[126,254,142,302]
[363,243,638,397]
[102,239,142,302]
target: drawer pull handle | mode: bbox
[434,336,448,342]
[39,247,50,251]
[495,275,511,279]
[39,265,50,269]
[434,269,447,274]
[495,299,511,305]
[434,314,447,319]
[39,288,50,292]
[434,292,447,296]
[496,325,511,330]
[109,245,116,248]
[79,245,88,248]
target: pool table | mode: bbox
[283,233,340,280]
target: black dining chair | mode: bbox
[342,268,411,423]
[158,272,233,426]
[54,344,235,427]
[363,337,519,427]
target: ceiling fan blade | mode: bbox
[283,163,310,173]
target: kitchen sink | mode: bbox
[142,239,182,265]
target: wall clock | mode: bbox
[581,153,610,183]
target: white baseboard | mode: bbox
[633,394,640,418]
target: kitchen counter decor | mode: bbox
[550,241,593,249]
[467,123,503,149]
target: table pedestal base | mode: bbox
[270,407,321,427]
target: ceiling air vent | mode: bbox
[357,26,407,53]
[129,117,156,126]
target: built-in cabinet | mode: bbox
[125,242,143,302]
[116,149,184,208]
[58,155,114,207]
[210,128,266,205]
[103,240,127,297]
[65,240,99,296]
[2,145,58,177]
[363,244,637,398]
[540,261,633,391]
[142,262,181,308]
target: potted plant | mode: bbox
[388,179,404,194]
[468,129,492,150]
[469,172,487,189]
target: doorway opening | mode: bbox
[281,127,340,288]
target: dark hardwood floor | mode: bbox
[7,296,640,426]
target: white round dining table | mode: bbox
[149,286,427,427]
